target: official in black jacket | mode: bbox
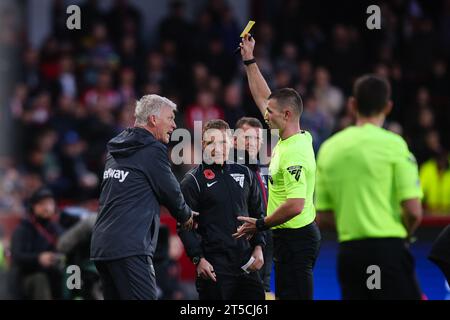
[233,117,273,294]
[90,95,196,300]
[178,119,266,300]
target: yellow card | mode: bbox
[239,20,255,38]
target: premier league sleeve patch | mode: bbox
[286,165,303,182]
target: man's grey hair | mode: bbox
[134,94,177,126]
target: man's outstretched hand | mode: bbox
[240,33,256,61]
[233,216,258,240]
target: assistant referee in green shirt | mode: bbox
[233,34,321,300]
[316,75,423,300]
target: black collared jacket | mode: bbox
[178,161,265,275]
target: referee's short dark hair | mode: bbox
[235,117,263,129]
[353,74,391,117]
[268,88,303,118]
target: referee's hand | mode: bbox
[232,216,257,240]
[240,33,255,61]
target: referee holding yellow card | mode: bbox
[233,32,321,300]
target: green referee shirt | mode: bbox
[316,123,423,242]
[268,131,316,229]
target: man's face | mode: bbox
[202,129,231,165]
[33,198,56,219]
[264,99,285,131]
[153,106,177,144]
[234,124,262,159]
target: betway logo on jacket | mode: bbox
[103,168,130,183]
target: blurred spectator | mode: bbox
[117,67,137,105]
[217,6,240,54]
[420,150,450,215]
[9,83,29,120]
[78,0,107,32]
[274,69,293,89]
[275,42,299,80]
[319,24,364,93]
[50,95,82,138]
[201,36,237,86]
[159,0,193,62]
[410,107,438,164]
[20,48,41,94]
[313,66,344,128]
[119,34,143,75]
[302,96,332,153]
[296,59,314,97]
[386,121,404,136]
[107,0,142,46]
[39,37,60,83]
[56,55,78,99]
[405,18,437,79]
[184,90,224,130]
[58,131,99,199]
[191,10,215,58]
[83,69,120,111]
[0,165,26,213]
[23,91,52,126]
[254,21,275,60]
[81,22,119,86]
[29,129,61,188]
[223,83,245,128]
[143,51,169,91]
[9,188,64,299]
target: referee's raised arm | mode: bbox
[239,34,271,117]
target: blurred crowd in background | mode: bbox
[0,0,450,299]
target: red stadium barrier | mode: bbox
[421,216,450,227]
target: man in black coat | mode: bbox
[10,187,64,299]
[233,117,273,294]
[178,119,266,300]
[90,94,196,300]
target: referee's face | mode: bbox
[265,99,285,131]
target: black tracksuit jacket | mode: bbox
[178,161,265,275]
[90,127,192,261]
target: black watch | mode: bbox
[192,256,202,265]
[255,217,269,231]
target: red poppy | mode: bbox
[203,169,215,180]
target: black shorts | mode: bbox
[272,222,321,300]
[338,238,422,300]
[94,255,157,300]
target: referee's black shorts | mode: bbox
[272,221,321,300]
[94,255,157,300]
[338,238,422,300]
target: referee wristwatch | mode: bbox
[255,217,269,231]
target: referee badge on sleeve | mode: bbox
[287,165,303,182]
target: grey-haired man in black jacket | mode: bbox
[90,94,196,300]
